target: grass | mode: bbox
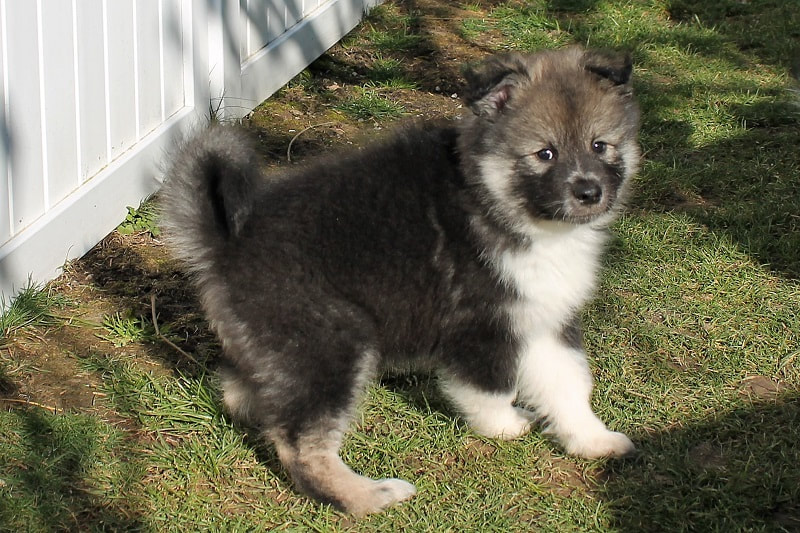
[97,311,158,348]
[0,407,142,530]
[335,87,407,121]
[491,4,571,50]
[367,28,423,52]
[362,3,422,52]
[0,280,69,347]
[460,16,491,41]
[367,56,419,89]
[1,0,800,530]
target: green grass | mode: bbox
[460,16,491,41]
[491,3,571,50]
[584,209,800,529]
[363,3,422,52]
[0,407,144,531]
[335,87,407,121]
[2,0,800,530]
[0,280,68,347]
[367,28,423,52]
[367,56,419,89]
[97,311,158,347]
[342,3,423,53]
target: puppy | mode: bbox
[160,46,641,515]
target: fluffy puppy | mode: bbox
[160,46,641,515]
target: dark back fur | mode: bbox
[163,123,515,386]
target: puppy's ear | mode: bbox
[463,54,530,118]
[583,49,633,86]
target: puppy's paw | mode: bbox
[471,406,534,441]
[349,478,416,516]
[565,430,635,459]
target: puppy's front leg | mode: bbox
[515,327,635,458]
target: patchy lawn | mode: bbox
[2,0,799,530]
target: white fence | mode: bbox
[0,0,378,302]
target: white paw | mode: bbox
[471,406,534,441]
[564,430,635,459]
[350,478,416,516]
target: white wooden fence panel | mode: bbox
[285,0,303,33]
[163,0,186,120]
[0,0,380,302]
[305,0,324,17]
[106,1,138,159]
[266,0,284,44]
[5,1,45,235]
[241,0,269,59]
[136,0,163,137]
[42,1,80,205]
[253,0,311,47]
[75,0,109,183]
[0,3,9,245]
[237,0,378,113]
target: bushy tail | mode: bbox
[159,125,263,269]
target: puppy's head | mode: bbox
[460,47,640,233]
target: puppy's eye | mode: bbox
[536,148,557,161]
[592,141,607,154]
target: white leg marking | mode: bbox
[516,334,634,458]
[440,377,533,440]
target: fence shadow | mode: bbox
[603,397,800,531]
[3,407,146,530]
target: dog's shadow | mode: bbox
[242,431,291,485]
[379,373,453,416]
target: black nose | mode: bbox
[570,179,603,205]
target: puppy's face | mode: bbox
[461,47,641,232]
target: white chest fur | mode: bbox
[494,225,607,336]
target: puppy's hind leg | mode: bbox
[223,299,415,514]
[273,423,416,516]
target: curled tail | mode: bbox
[159,125,263,270]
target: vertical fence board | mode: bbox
[304,0,321,16]
[240,0,248,59]
[5,0,44,233]
[162,0,185,118]
[243,0,270,59]
[42,0,80,205]
[75,0,108,183]
[106,0,137,159]
[266,0,288,42]
[0,2,9,244]
[180,0,199,117]
[286,0,302,30]
[136,0,163,137]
